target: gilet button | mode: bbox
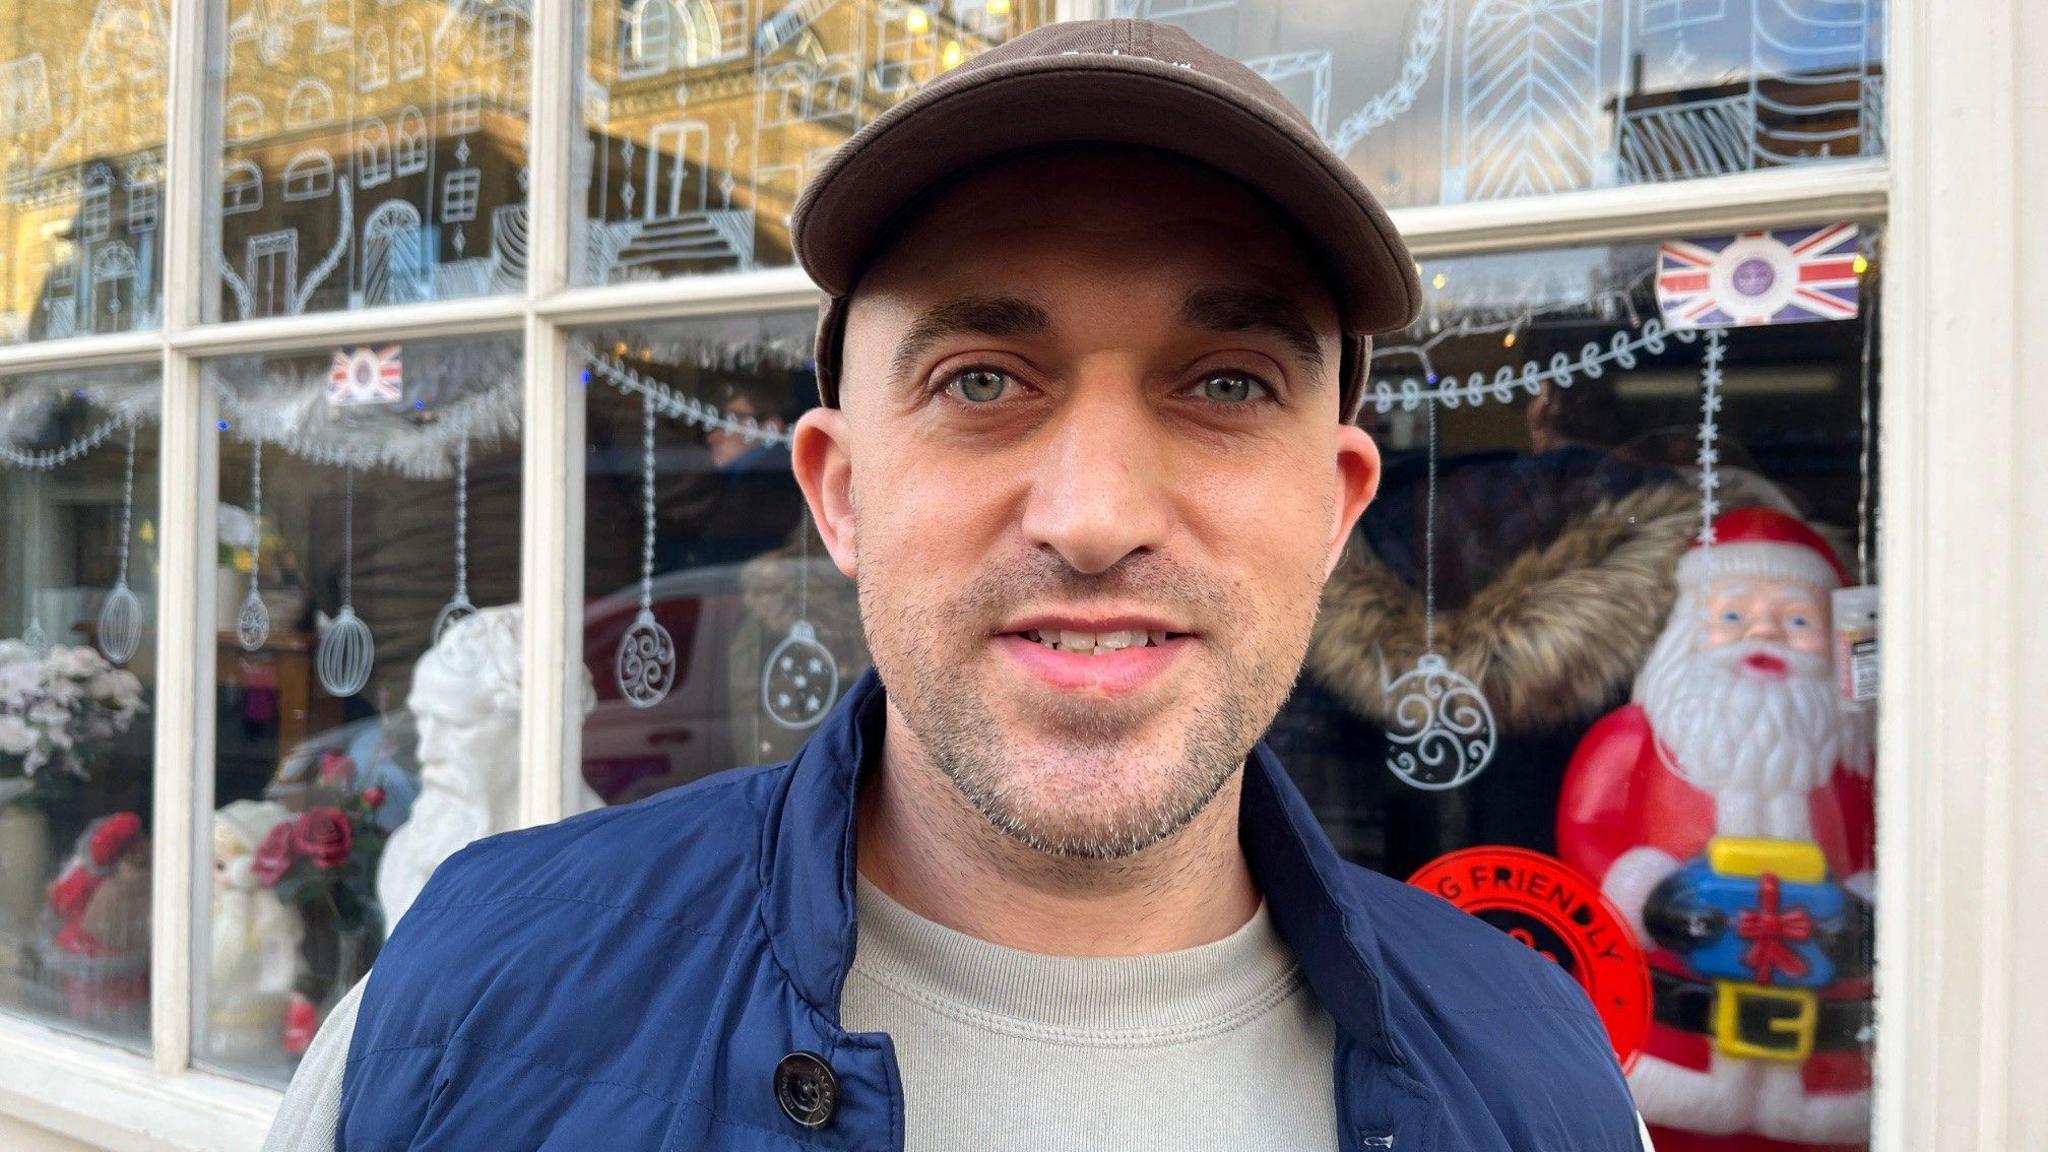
[774,1051,839,1128]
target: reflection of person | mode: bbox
[374,606,597,930]
[206,801,304,1060]
[1559,508,1874,1151]
[269,21,1645,1151]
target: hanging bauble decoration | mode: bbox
[237,438,270,651]
[433,436,478,648]
[1382,652,1498,790]
[761,507,838,730]
[1384,398,1498,791]
[617,388,675,709]
[316,466,375,697]
[95,420,142,665]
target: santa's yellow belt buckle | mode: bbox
[1714,980,1818,1061]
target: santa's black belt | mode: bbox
[1651,969,1871,1056]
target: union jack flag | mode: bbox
[329,345,404,406]
[1656,224,1861,329]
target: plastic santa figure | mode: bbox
[44,812,152,1022]
[1558,507,1875,1152]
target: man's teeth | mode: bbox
[1021,629,1171,654]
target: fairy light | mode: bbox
[906,8,929,32]
[942,40,962,69]
[1431,272,1447,290]
[1852,253,1870,275]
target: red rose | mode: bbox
[252,823,296,887]
[362,787,386,810]
[292,807,354,871]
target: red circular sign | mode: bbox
[1408,846,1650,1068]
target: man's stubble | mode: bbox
[850,492,1328,861]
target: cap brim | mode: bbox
[791,52,1420,336]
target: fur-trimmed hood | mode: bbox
[1308,482,1702,734]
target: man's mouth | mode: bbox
[1015,628,1181,655]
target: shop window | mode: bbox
[212,0,530,321]
[573,313,853,801]
[1274,234,1883,1151]
[0,365,159,1054]
[196,334,524,1086]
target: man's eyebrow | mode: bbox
[1178,286,1329,381]
[887,294,1051,387]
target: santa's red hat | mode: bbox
[1676,506,1849,590]
[87,812,144,869]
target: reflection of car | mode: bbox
[581,558,859,807]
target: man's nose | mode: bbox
[1018,381,1172,575]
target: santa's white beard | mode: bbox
[1635,605,1842,834]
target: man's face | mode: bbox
[793,148,1379,859]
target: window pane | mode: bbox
[1277,232,1880,1147]
[197,335,522,1086]
[574,1,1059,285]
[1121,0,1886,209]
[0,366,158,1053]
[0,7,168,344]
[210,2,532,322]
[574,314,864,804]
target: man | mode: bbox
[1560,508,1875,1151]
[267,19,1645,1150]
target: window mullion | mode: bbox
[146,0,218,1079]
[520,0,581,830]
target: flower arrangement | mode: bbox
[0,640,146,809]
[250,755,387,936]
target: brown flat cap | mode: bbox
[792,18,1421,422]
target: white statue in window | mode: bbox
[376,605,597,930]
[206,800,304,1061]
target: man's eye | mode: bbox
[1196,372,1269,404]
[946,369,1010,403]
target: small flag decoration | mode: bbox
[328,344,404,406]
[1656,224,1860,329]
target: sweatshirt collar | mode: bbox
[760,668,1401,1064]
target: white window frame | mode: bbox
[0,0,2042,1150]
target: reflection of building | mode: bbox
[579,0,1053,284]
[1612,65,1884,186]
[216,0,532,319]
[0,0,168,342]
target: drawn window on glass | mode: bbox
[245,230,298,320]
[396,107,428,175]
[620,0,672,79]
[286,80,334,129]
[359,122,392,189]
[361,27,390,91]
[81,165,114,241]
[282,151,335,202]
[223,161,263,215]
[442,169,482,223]
[224,95,264,141]
[1,53,54,132]
[445,80,482,135]
[363,200,430,306]
[484,9,519,60]
[127,181,158,233]
[397,20,426,80]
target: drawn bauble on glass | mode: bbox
[316,467,374,697]
[432,438,478,654]
[434,593,477,646]
[96,421,142,665]
[763,620,837,731]
[1382,652,1498,791]
[318,605,375,698]
[22,615,47,657]
[237,438,270,652]
[236,590,270,652]
[616,608,675,709]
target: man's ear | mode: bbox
[1327,422,1380,577]
[792,407,858,580]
